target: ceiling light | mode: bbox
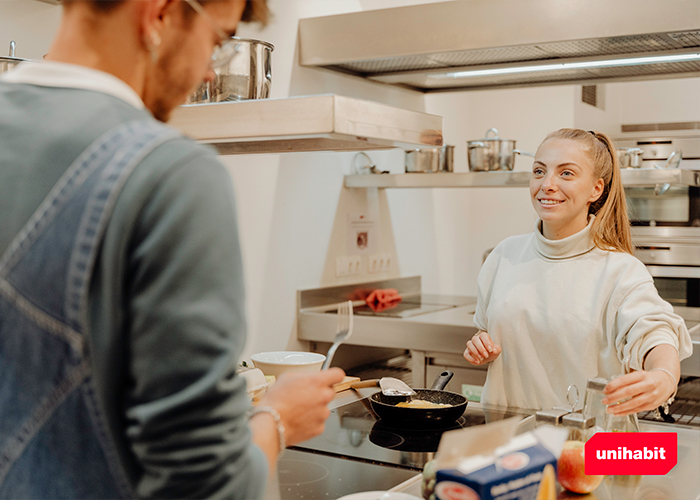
[434,53,700,80]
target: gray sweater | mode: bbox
[0,81,267,498]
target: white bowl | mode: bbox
[250,351,326,377]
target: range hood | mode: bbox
[168,94,442,154]
[298,0,700,92]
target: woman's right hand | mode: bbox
[463,331,501,366]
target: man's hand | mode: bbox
[258,367,345,446]
[463,331,501,366]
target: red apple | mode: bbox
[557,440,604,494]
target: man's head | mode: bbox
[56,0,269,121]
[74,0,269,26]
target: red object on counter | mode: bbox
[365,288,402,312]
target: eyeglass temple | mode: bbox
[182,0,230,42]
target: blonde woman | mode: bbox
[464,129,692,417]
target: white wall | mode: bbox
[2,0,697,362]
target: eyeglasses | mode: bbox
[183,0,239,68]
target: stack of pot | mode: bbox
[467,128,534,171]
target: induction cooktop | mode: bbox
[289,398,525,470]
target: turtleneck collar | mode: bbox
[533,216,596,260]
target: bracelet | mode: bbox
[248,405,286,453]
[649,368,678,416]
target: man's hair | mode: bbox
[73,0,270,27]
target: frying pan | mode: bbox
[369,370,467,428]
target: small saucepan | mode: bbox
[405,145,454,173]
[369,370,467,428]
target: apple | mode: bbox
[557,440,604,494]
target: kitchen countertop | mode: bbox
[282,391,700,500]
[390,421,700,500]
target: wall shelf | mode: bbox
[169,94,442,155]
[344,169,700,189]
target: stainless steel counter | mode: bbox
[324,393,700,500]
[392,418,700,500]
[288,389,700,500]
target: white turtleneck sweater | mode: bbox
[474,217,693,411]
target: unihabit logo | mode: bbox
[595,446,667,460]
[585,433,677,475]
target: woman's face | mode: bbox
[530,138,605,240]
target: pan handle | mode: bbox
[429,370,454,390]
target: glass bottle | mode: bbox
[602,375,640,433]
[581,377,608,436]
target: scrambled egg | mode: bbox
[395,399,452,409]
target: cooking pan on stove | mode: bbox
[369,370,467,428]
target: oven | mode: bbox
[632,227,700,308]
[617,135,700,228]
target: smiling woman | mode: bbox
[463,128,692,418]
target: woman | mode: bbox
[464,128,692,417]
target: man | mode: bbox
[0,1,345,498]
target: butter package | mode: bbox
[427,417,565,500]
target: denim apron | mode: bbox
[0,118,179,499]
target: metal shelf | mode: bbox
[168,94,442,155]
[344,169,700,189]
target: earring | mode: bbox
[146,31,161,63]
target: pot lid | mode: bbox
[470,128,514,142]
[2,41,28,64]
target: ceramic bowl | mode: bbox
[250,351,326,377]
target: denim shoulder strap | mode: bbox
[0,118,179,499]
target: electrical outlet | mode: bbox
[336,256,362,276]
[368,254,379,273]
[348,255,362,275]
[380,253,391,272]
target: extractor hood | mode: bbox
[298,0,700,92]
[168,94,442,154]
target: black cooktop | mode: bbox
[290,398,525,471]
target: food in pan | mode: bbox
[395,399,453,409]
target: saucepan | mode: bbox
[405,145,454,173]
[369,370,467,428]
[617,147,644,168]
[187,37,274,104]
[467,128,534,171]
[0,41,28,76]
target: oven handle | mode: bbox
[645,265,700,279]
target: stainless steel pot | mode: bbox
[467,128,533,171]
[187,37,273,104]
[617,147,644,168]
[0,41,28,76]
[405,145,454,173]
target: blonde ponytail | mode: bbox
[541,129,633,254]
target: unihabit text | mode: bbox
[596,446,667,460]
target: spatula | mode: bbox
[344,377,416,396]
[378,377,416,396]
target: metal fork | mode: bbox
[321,300,354,370]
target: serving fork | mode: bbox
[321,300,354,370]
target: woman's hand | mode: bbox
[602,370,677,417]
[463,331,501,366]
